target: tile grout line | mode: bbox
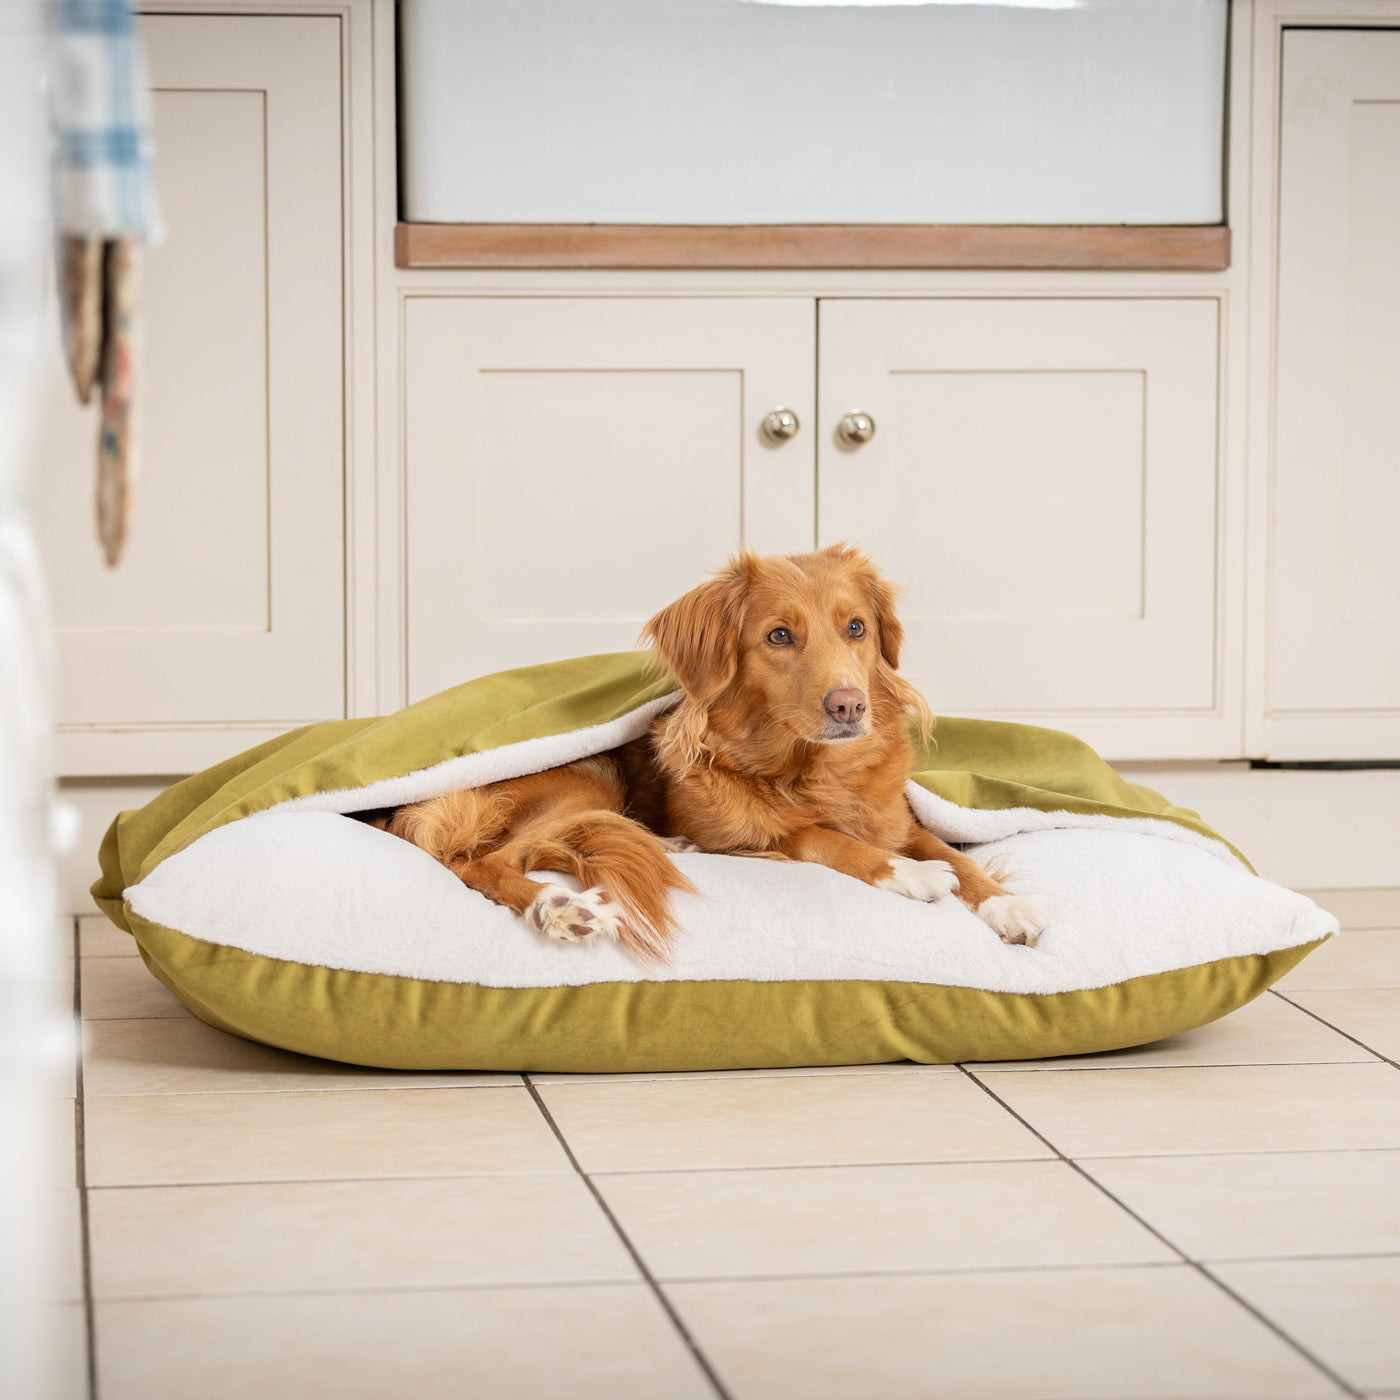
[81,1155,1052,1190]
[73,921,100,1400]
[97,1279,653,1306]
[1269,990,1400,1072]
[955,1064,1366,1400]
[86,1262,1190,1309]
[81,1247,1400,1308]
[81,1082,531,1100]
[74,1142,1400,1194]
[521,1074,735,1400]
[970,1055,1379,1074]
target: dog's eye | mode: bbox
[848,619,866,639]
[766,627,793,647]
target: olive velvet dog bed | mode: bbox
[93,654,1335,1072]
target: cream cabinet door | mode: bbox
[817,298,1221,759]
[403,298,815,702]
[1269,30,1400,759]
[33,14,345,773]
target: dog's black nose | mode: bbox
[824,688,866,724]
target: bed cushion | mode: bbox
[92,653,1336,1072]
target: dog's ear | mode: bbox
[868,571,906,671]
[642,555,752,702]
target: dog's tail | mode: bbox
[520,811,695,963]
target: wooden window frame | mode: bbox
[394,222,1230,271]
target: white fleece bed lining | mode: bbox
[125,697,1336,994]
[126,817,1332,995]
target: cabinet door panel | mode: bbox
[1270,30,1400,757]
[404,298,814,701]
[818,298,1220,757]
[32,14,344,756]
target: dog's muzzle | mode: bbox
[816,719,869,743]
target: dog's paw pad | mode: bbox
[661,835,702,854]
[979,895,1046,947]
[526,885,625,945]
[878,857,959,902]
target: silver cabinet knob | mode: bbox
[836,412,876,447]
[761,407,800,444]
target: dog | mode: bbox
[376,544,1045,959]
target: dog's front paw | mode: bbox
[979,895,1046,948]
[878,857,959,903]
[525,884,626,946]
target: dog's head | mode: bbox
[643,544,932,754]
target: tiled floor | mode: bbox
[48,891,1400,1400]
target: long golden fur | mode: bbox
[376,544,1044,959]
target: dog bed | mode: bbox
[92,653,1335,1072]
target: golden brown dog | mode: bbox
[378,545,1044,959]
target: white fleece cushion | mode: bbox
[126,810,1335,995]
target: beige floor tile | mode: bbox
[94,1285,713,1400]
[529,1061,959,1085]
[81,1017,520,1096]
[539,1071,1049,1173]
[84,1086,570,1187]
[970,993,1375,1072]
[979,1062,1400,1158]
[1085,1150,1400,1261]
[600,1159,1173,1280]
[1276,931,1400,991]
[78,915,139,957]
[1279,990,1400,1062]
[89,1174,635,1299]
[1215,1257,1400,1394]
[1298,890,1400,931]
[79,957,191,1021]
[669,1265,1330,1400]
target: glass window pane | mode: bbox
[400,0,1226,225]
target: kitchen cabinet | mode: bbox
[1267,27,1400,758]
[404,294,1222,757]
